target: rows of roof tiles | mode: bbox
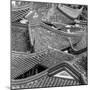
[12,74,80,89]
[11,8,30,22]
[11,48,75,79]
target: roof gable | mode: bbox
[54,70,74,79]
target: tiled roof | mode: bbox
[11,48,75,79]
[11,61,83,89]
[12,74,80,89]
[11,24,30,52]
[11,2,87,89]
[11,60,87,89]
[11,49,87,89]
[40,22,84,38]
[11,8,30,22]
[58,4,83,19]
